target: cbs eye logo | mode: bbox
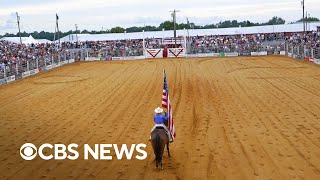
[20,143,37,160]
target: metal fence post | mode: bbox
[311,48,314,58]
[36,58,39,70]
[4,65,7,83]
[27,61,30,71]
[15,63,19,77]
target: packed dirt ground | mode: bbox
[0,56,320,179]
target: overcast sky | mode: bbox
[0,0,319,35]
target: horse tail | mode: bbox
[154,134,162,164]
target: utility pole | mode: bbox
[302,0,305,32]
[170,9,180,48]
[56,14,60,44]
[306,11,308,32]
[16,12,22,44]
[186,17,190,37]
[186,17,190,47]
[75,24,78,43]
[308,13,310,31]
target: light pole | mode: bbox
[16,12,22,44]
[170,9,180,48]
[308,13,310,31]
[75,24,78,43]
[302,0,305,32]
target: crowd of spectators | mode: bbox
[0,40,69,77]
[286,31,320,49]
[1,31,319,72]
[189,31,320,54]
[87,39,144,57]
[189,32,285,53]
[60,40,144,57]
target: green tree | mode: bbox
[159,21,174,30]
[81,29,90,34]
[126,26,143,32]
[231,20,239,27]
[203,24,216,29]
[110,26,125,33]
[266,16,285,25]
[297,17,320,22]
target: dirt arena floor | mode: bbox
[1,56,320,179]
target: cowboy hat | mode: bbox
[154,107,163,114]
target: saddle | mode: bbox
[150,124,173,142]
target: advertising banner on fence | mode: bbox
[5,75,16,83]
[112,56,145,60]
[30,69,39,76]
[85,57,98,61]
[46,65,53,70]
[251,51,268,56]
[55,63,62,68]
[187,53,220,58]
[219,52,225,57]
[239,52,251,56]
[168,48,185,58]
[22,71,31,78]
[225,52,239,57]
[145,49,163,58]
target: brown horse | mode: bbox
[150,127,171,169]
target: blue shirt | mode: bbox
[154,114,168,124]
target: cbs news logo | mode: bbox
[20,143,147,160]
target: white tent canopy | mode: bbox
[36,39,52,43]
[59,22,320,42]
[0,35,48,44]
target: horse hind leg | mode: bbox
[167,143,171,157]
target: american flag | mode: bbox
[162,70,176,139]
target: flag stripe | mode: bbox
[162,70,176,139]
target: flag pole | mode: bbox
[56,13,60,44]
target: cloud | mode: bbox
[0,13,18,33]
[0,0,319,35]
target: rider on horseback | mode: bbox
[151,107,173,142]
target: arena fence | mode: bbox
[1,42,318,86]
[0,49,79,85]
[287,44,320,65]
